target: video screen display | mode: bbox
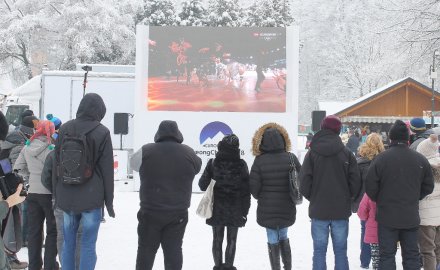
[147,26,287,112]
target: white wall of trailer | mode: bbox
[133,25,300,192]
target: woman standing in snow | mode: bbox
[416,134,440,270]
[198,134,251,270]
[249,123,301,270]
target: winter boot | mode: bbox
[268,243,281,270]
[279,239,292,270]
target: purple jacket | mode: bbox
[357,194,378,244]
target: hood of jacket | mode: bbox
[76,93,106,122]
[252,123,291,156]
[154,120,183,143]
[0,130,27,150]
[310,129,345,157]
[26,136,51,157]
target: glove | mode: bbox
[107,207,115,218]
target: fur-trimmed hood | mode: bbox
[252,123,291,156]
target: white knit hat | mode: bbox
[417,134,440,167]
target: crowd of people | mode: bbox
[0,93,439,270]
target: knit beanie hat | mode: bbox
[320,115,342,134]
[21,116,39,129]
[46,114,62,130]
[417,134,440,167]
[409,117,426,133]
[389,120,410,141]
[28,120,55,145]
[218,134,240,152]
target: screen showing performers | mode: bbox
[147,26,287,112]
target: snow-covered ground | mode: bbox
[18,191,404,269]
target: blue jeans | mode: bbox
[360,220,371,267]
[266,227,288,244]
[62,208,102,270]
[311,219,349,270]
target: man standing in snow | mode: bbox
[299,115,361,270]
[366,120,434,269]
[131,120,201,270]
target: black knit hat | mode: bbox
[218,134,239,152]
[21,116,38,129]
[389,120,410,141]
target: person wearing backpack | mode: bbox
[13,120,58,270]
[54,93,115,270]
[249,123,301,270]
[130,120,202,270]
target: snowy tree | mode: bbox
[137,0,179,26]
[206,0,245,27]
[0,0,52,79]
[178,0,207,26]
[246,0,294,27]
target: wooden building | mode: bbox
[319,77,440,130]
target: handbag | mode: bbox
[288,153,303,205]
[196,179,216,219]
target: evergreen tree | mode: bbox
[138,0,178,26]
[247,0,294,27]
[206,0,245,27]
[179,0,207,26]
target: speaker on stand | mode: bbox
[312,111,326,132]
[114,113,130,150]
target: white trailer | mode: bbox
[3,70,136,185]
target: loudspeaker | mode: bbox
[312,111,326,132]
[114,113,129,135]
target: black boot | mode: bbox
[268,243,281,270]
[279,239,292,270]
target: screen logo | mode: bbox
[199,121,233,144]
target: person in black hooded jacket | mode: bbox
[130,120,202,270]
[54,93,115,270]
[299,115,361,270]
[198,134,250,270]
[250,123,301,270]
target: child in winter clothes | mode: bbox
[199,134,250,270]
[357,194,379,270]
[416,134,440,270]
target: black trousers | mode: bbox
[27,193,57,270]
[212,226,239,267]
[135,209,188,270]
[378,224,420,270]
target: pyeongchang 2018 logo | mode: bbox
[196,121,233,157]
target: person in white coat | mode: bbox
[416,134,440,270]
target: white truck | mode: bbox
[2,67,136,187]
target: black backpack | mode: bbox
[58,121,100,185]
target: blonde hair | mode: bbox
[358,133,385,160]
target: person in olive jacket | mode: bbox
[366,120,434,270]
[299,115,361,270]
[250,123,301,270]
[198,134,250,270]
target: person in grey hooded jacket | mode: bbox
[14,120,58,270]
[131,120,202,270]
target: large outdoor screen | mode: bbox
[147,26,287,112]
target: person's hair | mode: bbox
[358,133,385,160]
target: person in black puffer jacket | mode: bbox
[250,123,301,270]
[198,134,250,270]
[352,133,385,269]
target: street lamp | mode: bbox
[430,49,440,126]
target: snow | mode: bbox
[17,191,403,269]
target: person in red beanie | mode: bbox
[299,115,361,270]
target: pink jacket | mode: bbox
[357,194,378,244]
